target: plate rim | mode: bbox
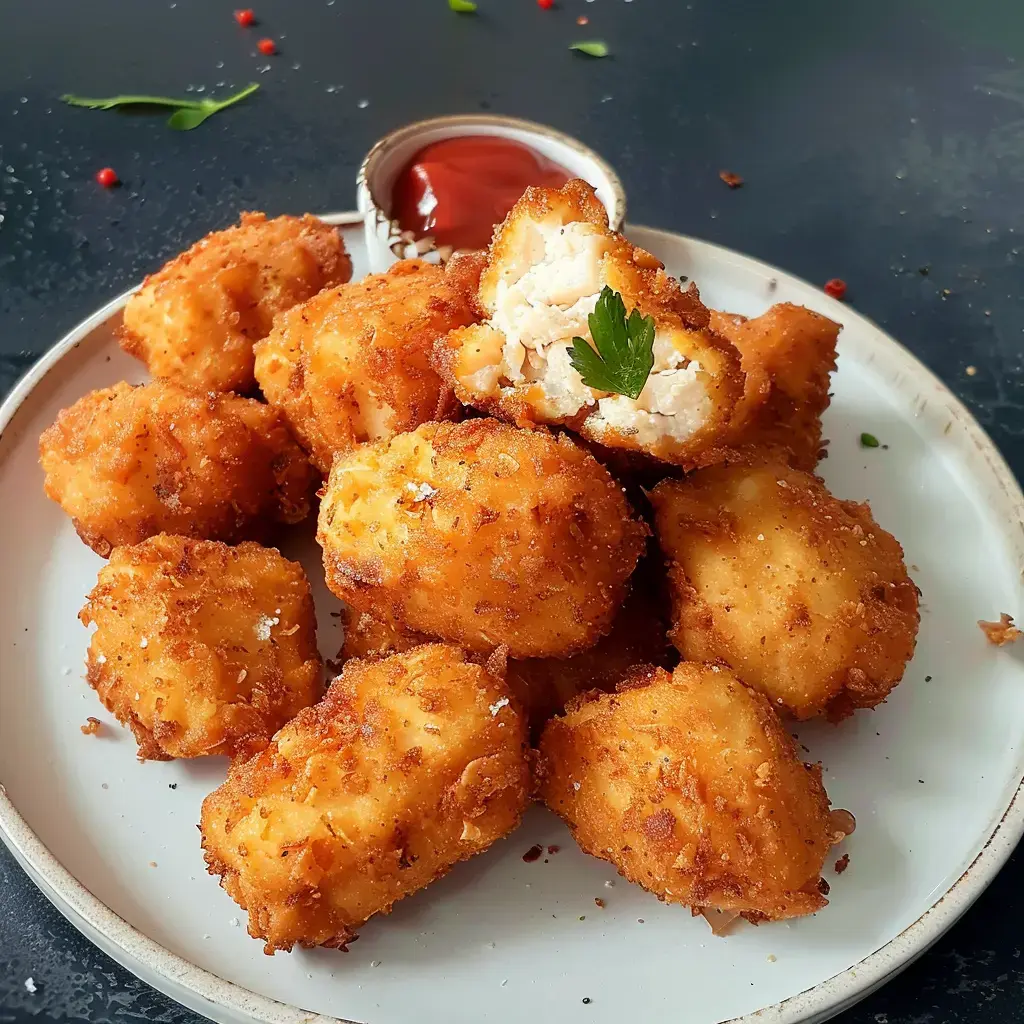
[2,212,1023,1024]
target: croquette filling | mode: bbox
[479,218,711,441]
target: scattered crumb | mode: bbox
[835,853,850,874]
[719,170,744,188]
[594,897,605,908]
[577,14,589,24]
[488,697,510,717]
[966,365,977,376]
[582,997,592,1004]
[925,675,932,682]
[23,978,36,994]
[80,717,102,736]
[229,917,239,927]
[979,613,1022,646]
[168,783,178,790]
[767,954,777,963]
[547,844,560,854]
[148,861,158,868]
[579,915,586,921]
[604,880,614,888]
[500,979,508,987]
[370,960,381,968]
[522,844,543,863]
[101,783,108,790]
[637,918,644,924]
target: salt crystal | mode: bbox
[489,697,509,717]
[24,978,36,994]
[229,917,239,927]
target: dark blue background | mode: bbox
[2,1,1023,1020]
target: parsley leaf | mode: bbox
[569,41,610,57]
[61,84,259,130]
[860,432,880,448]
[568,286,655,401]
[448,0,478,11]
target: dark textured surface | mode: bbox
[2,1,1023,1021]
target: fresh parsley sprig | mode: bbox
[569,286,656,401]
[61,83,260,131]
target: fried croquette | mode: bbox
[254,257,481,473]
[121,212,351,393]
[80,536,322,761]
[316,418,648,659]
[337,569,675,740]
[39,379,315,555]
[338,604,429,662]
[505,562,676,738]
[650,459,920,720]
[434,179,743,467]
[709,304,840,470]
[200,644,530,953]
[537,662,838,922]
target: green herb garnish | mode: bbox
[569,41,610,57]
[448,0,478,11]
[860,432,880,448]
[61,84,259,131]
[569,286,655,401]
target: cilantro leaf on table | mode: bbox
[568,286,656,401]
[61,84,259,130]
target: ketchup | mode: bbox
[390,136,573,251]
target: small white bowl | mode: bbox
[356,114,626,273]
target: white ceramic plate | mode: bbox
[2,213,1023,1024]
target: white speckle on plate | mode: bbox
[229,917,239,927]
[370,960,381,968]
[24,978,36,993]
[357,99,370,109]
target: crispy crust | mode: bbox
[39,379,316,555]
[254,258,482,474]
[200,644,530,953]
[337,555,678,741]
[433,180,743,469]
[121,212,351,394]
[316,418,649,659]
[505,555,677,740]
[80,536,322,761]
[710,304,840,470]
[537,662,836,921]
[650,458,920,720]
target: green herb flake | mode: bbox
[860,432,881,448]
[61,83,259,131]
[568,286,655,401]
[448,0,478,11]
[569,41,610,57]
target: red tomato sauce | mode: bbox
[390,136,573,251]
